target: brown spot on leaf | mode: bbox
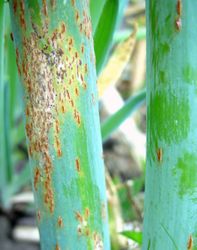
[157,148,162,162]
[75,211,83,223]
[57,216,63,228]
[85,227,90,237]
[37,210,41,222]
[175,17,182,31]
[34,167,41,191]
[55,244,60,250]
[71,0,75,7]
[57,148,62,157]
[42,0,48,16]
[75,158,80,172]
[84,208,90,219]
[50,0,56,9]
[81,44,84,54]
[77,225,82,235]
[13,0,18,13]
[75,11,80,22]
[176,0,182,15]
[187,235,193,250]
[60,22,66,34]
[75,87,79,96]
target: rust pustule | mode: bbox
[175,0,182,31]
[71,0,75,7]
[57,216,63,228]
[81,44,85,54]
[75,87,79,96]
[85,227,90,237]
[187,235,193,250]
[176,0,182,15]
[19,0,26,30]
[84,208,90,219]
[55,120,60,134]
[75,211,83,223]
[19,0,24,12]
[57,148,62,157]
[157,148,163,162]
[60,22,66,34]
[77,225,82,235]
[75,158,80,172]
[13,0,18,13]
[37,210,41,222]
[34,167,41,191]
[55,244,60,250]
[84,63,88,74]
[42,0,48,17]
[61,104,66,113]
[15,48,21,75]
[50,0,56,9]
[75,10,80,22]
[175,17,182,31]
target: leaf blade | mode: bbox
[101,89,146,141]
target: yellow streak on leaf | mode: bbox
[98,24,137,97]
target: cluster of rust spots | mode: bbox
[175,0,182,31]
[75,209,91,237]
[57,216,63,228]
[71,4,92,40]
[14,0,91,214]
[157,148,163,163]
[187,235,193,250]
[75,210,103,248]
[54,119,62,158]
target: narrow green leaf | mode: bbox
[101,89,146,141]
[90,0,106,34]
[0,1,7,200]
[94,0,119,74]
[113,26,146,44]
[120,230,142,244]
[5,164,31,206]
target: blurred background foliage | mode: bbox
[0,0,146,249]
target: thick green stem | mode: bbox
[143,1,197,249]
[9,1,109,249]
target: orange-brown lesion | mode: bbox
[75,158,80,172]
[34,167,41,191]
[187,235,193,250]
[57,216,64,228]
